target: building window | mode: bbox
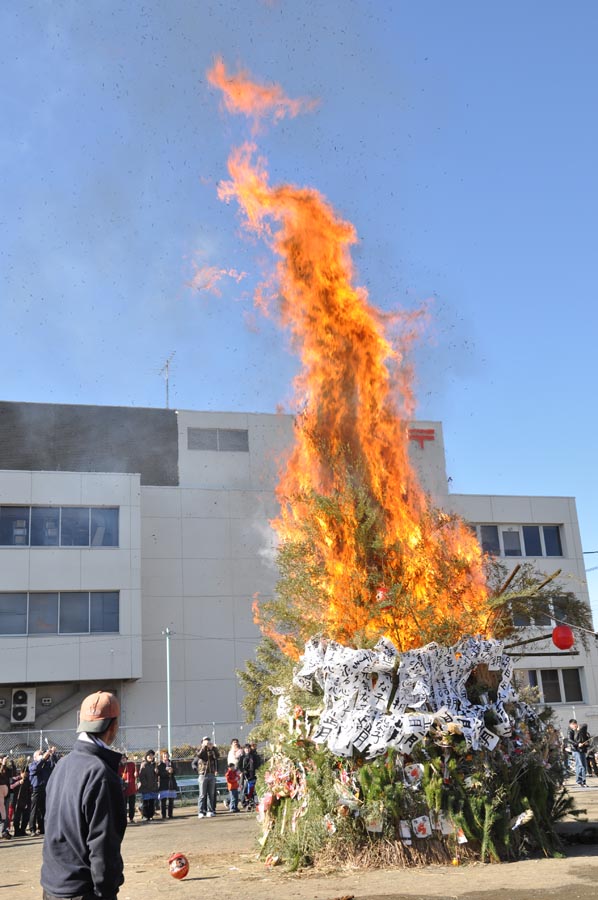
[473,524,563,558]
[0,507,119,547]
[0,507,30,546]
[521,667,583,704]
[0,591,119,635]
[31,508,60,546]
[187,427,249,452]
[29,593,59,634]
[0,593,27,634]
[90,591,120,632]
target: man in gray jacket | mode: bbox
[41,691,126,900]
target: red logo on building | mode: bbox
[408,428,435,450]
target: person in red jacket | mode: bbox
[118,754,138,824]
[225,763,240,812]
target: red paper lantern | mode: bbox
[552,624,574,650]
[168,852,190,880]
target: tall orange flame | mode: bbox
[211,63,492,654]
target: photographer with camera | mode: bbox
[192,736,219,818]
[28,744,57,835]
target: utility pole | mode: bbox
[162,627,173,756]
[159,352,176,409]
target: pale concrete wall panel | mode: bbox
[26,637,80,680]
[530,497,572,523]
[0,470,32,503]
[229,490,279,520]
[29,549,81,590]
[81,473,134,506]
[184,678,239,724]
[0,550,30,589]
[181,489,230,519]
[181,517,230,560]
[182,559,232,596]
[31,472,82,505]
[182,453,252,490]
[183,635,233,680]
[446,494,494,521]
[141,558,183,597]
[140,487,182,518]
[490,496,534,522]
[142,516,182,559]
[80,549,133,588]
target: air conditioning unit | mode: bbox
[11,688,36,724]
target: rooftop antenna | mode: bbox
[159,352,176,409]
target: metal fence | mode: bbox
[0,720,254,764]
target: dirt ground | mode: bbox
[2,781,598,900]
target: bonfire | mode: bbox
[206,58,589,869]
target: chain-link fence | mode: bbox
[0,720,254,767]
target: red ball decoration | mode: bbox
[168,852,190,880]
[552,624,574,650]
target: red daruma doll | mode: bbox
[168,852,189,879]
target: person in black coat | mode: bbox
[41,691,126,900]
[156,750,178,819]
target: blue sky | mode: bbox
[2,2,597,618]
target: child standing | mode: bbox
[225,762,240,812]
[119,754,138,824]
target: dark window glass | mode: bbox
[0,507,30,546]
[61,508,90,546]
[512,610,532,627]
[534,606,552,627]
[218,428,249,452]
[0,593,27,634]
[502,530,522,557]
[522,525,542,556]
[480,525,500,555]
[188,428,218,450]
[90,591,119,633]
[543,526,562,557]
[562,669,583,703]
[59,592,89,633]
[540,669,562,703]
[29,593,59,634]
[527,670,539,688]
[30,508,60,546]
[90,508,119,546]
[552,598,569,624]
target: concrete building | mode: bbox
[0,401,595,745]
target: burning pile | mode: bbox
[207,60,573,868]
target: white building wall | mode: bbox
[0,471,142,725]
[446,492,597,734]
[120,411,292,737]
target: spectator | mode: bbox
[225,762,240,812]
[41,690,126,900]
[11,767,32,837]
[568,719,587,787]
[0,756,11,838]
[241,743,258,810]
[192,736,219,818]
[156,750,178,820]
[28,745,57,835]
[227,738,244,770]
[137,750,159,822]
[119,754,138,825]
